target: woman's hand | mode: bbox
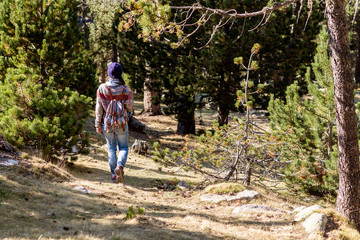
[96,127,102,135]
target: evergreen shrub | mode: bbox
[268,25,339,196]
[0,0,95,160]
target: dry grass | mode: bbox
[204,182,245,195]
[0,99,358,239]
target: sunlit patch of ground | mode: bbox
[1,98,352,240]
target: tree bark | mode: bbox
[176,94,196,135]
[142,75,163,116]
[216,72,231,126]
[128,116,149,134]
[217,103,229,126]
[81,0,90,50]
[111,43,118,62]
[326,0,360,229]
[0,134,15,152]
[98,61,107,83]
[355,13,360,85]
[177,114,195,135]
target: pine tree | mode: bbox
[88,0,121,82]
[115,1,201,134]
[268,25,338,196]
[0,0,94,160]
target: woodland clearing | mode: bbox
[0,100,357,240]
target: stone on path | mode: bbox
[280,203,294,211]
[227,190,260,201]
[131,139,149,155]
[0,134,16,152]
[301,213,328,235]
[200,190,260,203]
[72,186,95,194]
[200,194,228,203]
[0,158,18,166]
[233,204,281,214]
[294,205,323,222]
[291,206,306,215]
[233,204,282,214]
[177,181,190,190]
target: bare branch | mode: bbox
[297,0,304,24]
[352,0,359,24]
[194,17,224,50]
[304,0,313,30]
[233,17,247,43]
[262,11,273,26]
[170,0,299,19]
[176,20,203,46]
[248,12,267,32]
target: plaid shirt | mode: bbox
[95,83,133,128]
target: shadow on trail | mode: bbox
[0,166,226,240]
[125,162,198,180]
[136,200,292,229]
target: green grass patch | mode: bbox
[205,182,245,195]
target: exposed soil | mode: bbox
[0,106,322,239]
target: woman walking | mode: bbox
[95,62,133,183]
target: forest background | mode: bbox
[2,0,360,235]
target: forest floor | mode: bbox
[0,100,353,240]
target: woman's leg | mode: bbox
[103,130,118,175]
[115,124,129,168]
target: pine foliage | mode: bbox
[0,0,94,159]
[268,26,338,196]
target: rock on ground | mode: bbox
[291,206,306,214]
[233,204,282,214]
[200,194,228,203]
[294,205,323,222]
[0,158,18,166]
[177,181,190,190]
[301,213,328,235]
[227,190,260,201]
[200,190,260,203]
[72,186,96,194]
[0,134,16,153]
[131,139,149,155]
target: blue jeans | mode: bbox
[103,124,129,175]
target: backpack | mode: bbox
[103,85,128,132]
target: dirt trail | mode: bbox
[0,113,308,240]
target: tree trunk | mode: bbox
[326,0,360,229]
[81,0,90,50]
[355,13,360,85]
[98,61,107,83]
[177,114,195,135]
[244,159,252,186]
[142,75,162,116]
[217,72,230,126]
[217,103,229,126]
[128,116,149,134]
[111,43,118,62]
[0,134,15,152]
[177,94,196,135]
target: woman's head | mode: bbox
[107,62,123,79]
[107,62,125,85]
